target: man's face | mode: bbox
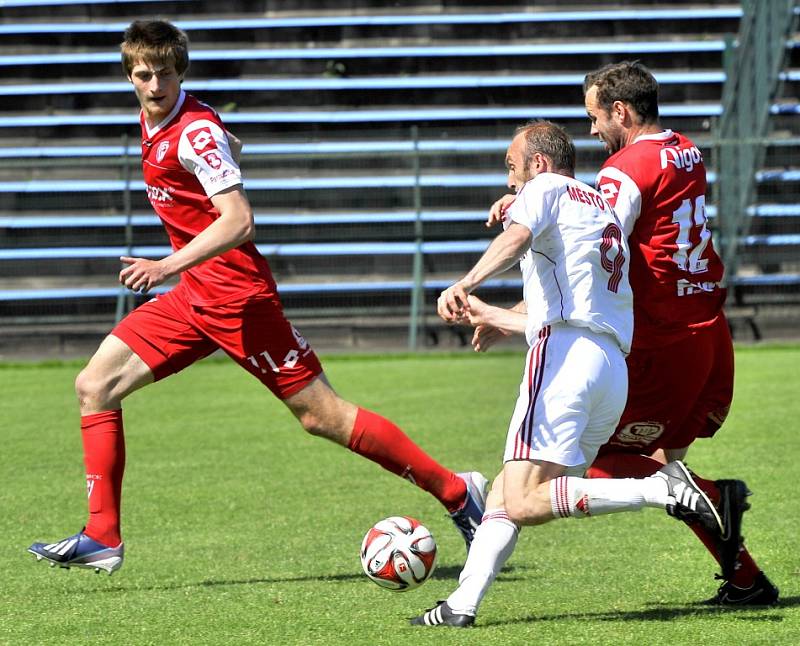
[505,133,535,193]
[129,61,181,125]
[584,84,625,155]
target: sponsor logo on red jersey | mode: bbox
[188,126,217,155]
[597,177,622,207]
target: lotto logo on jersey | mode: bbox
[188,127,217,155]
[598,177,621,207]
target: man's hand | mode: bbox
[471,324,511,353]
[437,281,471,324]
[465,295,508,352]
[119,256,173,293]
[487,193,516,227]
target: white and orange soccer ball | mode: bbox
[360,516,438,591]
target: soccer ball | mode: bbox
[360,516,437,591]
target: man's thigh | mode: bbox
[112,288,218,381]
[502,325,626,472]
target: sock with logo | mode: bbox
[347,407,466,512]
[550,474,667,518]
[446,509,520,616]
[81,410,125,547]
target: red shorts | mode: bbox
[597,313,733,456]
[112,284,323,399]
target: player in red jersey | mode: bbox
[27,20,487,575]
[473,62,776,606]
[581,61,776,605]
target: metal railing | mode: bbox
[714,0,799,277]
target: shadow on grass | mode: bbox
[89,563,530,593]
[477,597,798,628]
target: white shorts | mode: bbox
[503,323,628,475]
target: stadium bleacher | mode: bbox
[1,0,798,352]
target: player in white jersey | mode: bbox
[412,121,726,628]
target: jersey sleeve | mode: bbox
[177,118,242,197]
[508,175,555,236]
[595,166,641,237]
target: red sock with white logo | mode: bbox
[348,407,466,512]
[587,452,761,587]
[81,410,125,547]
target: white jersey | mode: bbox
[507,172,633,353]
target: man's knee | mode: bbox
[504,484,552,526]
[75,365,113,406]
[297,410,327,437]
[286,384,355,445]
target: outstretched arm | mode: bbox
[437,222,531,323]
[471,298,527,352]
[119,185,254,293]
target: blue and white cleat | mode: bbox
[449,471,489,551]
[28,529,124,575]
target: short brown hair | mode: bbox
[121,20,189,77]
[583,61,659,124]
[515,120,576,174]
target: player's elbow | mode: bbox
[233,209,255,244]
[240,214,256,243]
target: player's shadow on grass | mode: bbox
[91,564,529,593]
[477,597,798,628]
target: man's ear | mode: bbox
[611,100,628,124]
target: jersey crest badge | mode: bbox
[155,140,170,163]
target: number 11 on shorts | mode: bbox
[247,349,300,373]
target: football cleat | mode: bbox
[449,471,489,551]
[410,600,475,628]
[656,461,723,534]
[704,571,779,606]
[715,478,752,580]
[28,529,124,575]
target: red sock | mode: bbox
[588,453,761,587]
[81,410,125,547]
[348,407,466,512]
[690,474,761,588]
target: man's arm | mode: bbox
[471,298,526,352]
[119,185,254,293]
[438,222,531,323]
[226,130,243,165]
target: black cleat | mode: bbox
[410,600,475,628]
[656,461,723,534]
[704,571,779,606]
[715,478,752,580]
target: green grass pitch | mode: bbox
[1,345,797,645]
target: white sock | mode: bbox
[446,509,520,616]
[550,475,669,518]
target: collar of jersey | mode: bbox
[632,129,674,145]
[143,89,186,140]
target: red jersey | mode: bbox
[141,90,277,306]
[594,130,726,349]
